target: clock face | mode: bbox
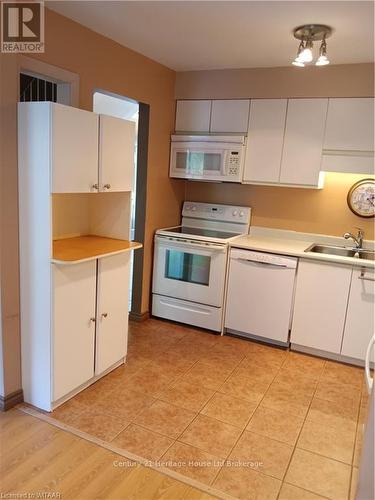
[347,179,375,218]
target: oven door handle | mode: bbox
[156,236,226,253]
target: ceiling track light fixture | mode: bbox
[292,24,333,68]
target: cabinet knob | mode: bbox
[90,317,96,323]
[91,184,99,190]
[103,184,111,190]
[101,312,108,319]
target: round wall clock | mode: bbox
[347,179,375,218]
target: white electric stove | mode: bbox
[152,202,251,332]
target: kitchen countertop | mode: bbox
[230,227,375,269]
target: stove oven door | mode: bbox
[153,236,227,307]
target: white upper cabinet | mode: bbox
[321,98,375,174]
[341,267,375,362]
[243,99,287,183]
[210,99,250,133]
[324,98,374,152]
[291,259,352,354]
[52,104,99,193]
[175,100,211,132]
[99,114,135,192]
[280,99,328,186]
[95,253,130,375]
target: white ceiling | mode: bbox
[47,1,374,71]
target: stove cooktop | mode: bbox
[161,225,240,240]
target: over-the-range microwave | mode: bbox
[169,134,247,182]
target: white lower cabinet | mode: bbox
[95,253,130,375]
[53,261,97,401]
[341,267,375,362]
[291,260,352,354]
[52,254,129,407]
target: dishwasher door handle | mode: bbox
[236,258,288,269]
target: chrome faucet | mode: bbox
[343,228,364,249]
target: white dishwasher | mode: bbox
[225,248,298,345]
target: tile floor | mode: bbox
[43,319,368,500]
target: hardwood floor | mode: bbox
[0,409,215,500]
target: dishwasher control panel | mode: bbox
[230,248,298,269]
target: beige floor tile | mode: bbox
[162,441,222,485]
[148,351,196,376]
[182,360,234,390]
[127,365,174,396]
[285,448,351,500]
[179,414,242,459]
[279,483,328,500]
[315,379,361,406]
[50,399,87,425]
[158,379,215,412]
[135,400,196,439]
[199,349,243,370]
[94,387,155,421]
[213,464,281,500]
[282,352,325,380]
[308,397,359,429]
[273,370,317,395]
[323,361,364,388]
[219,372,269,403]
[353,424,364,467]
[260,382,312,418]
[232,364,277,386]
[358,397,370,425]
[350,467,359,500]
[247,406,304,445]
[112,424,174,461]
[297,418,356,464]
[229,430,293,480]
[243,343,287,369]
[69,409,128,441]
[201,393,257,429]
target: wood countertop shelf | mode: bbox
[52,235,142,264]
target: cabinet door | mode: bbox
[175,100,211,132]
[53,261,96,401]
[51,104,99,193]
[280,99,328,186]
[324,98,375,152]
[243,99,287,183]
[210,99,250,133]
[291,260,352,354]
[342,267,375,362]
[95,253,130,375]
[99,114,135,192]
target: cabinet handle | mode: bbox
[101,312,108,319]
[91,183,99,190]
[358,268,375,282]
[103,184,111,190]
[90,317,96,323]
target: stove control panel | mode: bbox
[183,202,251,223]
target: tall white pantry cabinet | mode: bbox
[18,102,141,411]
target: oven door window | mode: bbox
[165,249,211,286]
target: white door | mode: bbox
[210,100,250,133]
[280,99,328,186]
[95,253,130,375]
[153,237,227,307]
[53,261,96,401]
[243,99,287,183]
[324,98,375,152]
[291,260,352,354]
[175,100,211,132]
[51,103,99,193]
[342,267,375,362]
[99,114,135,192]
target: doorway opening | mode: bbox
[93,91,149,318]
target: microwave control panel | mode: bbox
[225,151,241,176]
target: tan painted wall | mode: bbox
[177,64,375,239]
[0,9,184,396]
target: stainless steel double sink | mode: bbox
[305,244,375,261]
